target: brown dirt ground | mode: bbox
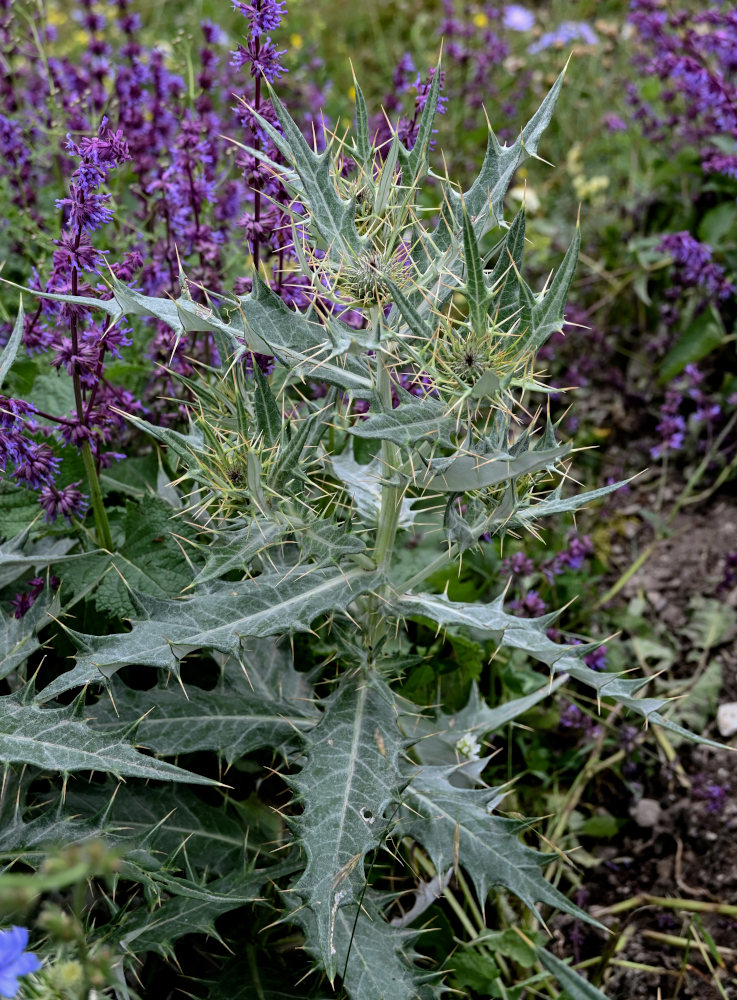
[554,494,737,998]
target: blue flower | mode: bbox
[0,927,41,998]
[528,21,598,54]
[503,5,535,32]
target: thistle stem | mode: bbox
[362,308,406,648]
[373,352,403,570]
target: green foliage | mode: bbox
[88,639,318,762]
[93,497,196,617]
[399,765,601,928]
[2,58,724,1000]
[0,300,24,388]
[536,949,611,1000]
[291,673,405,982]
[0,687,214,782]
[115,871,263,960]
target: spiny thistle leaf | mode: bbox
[396,592,726,745]
[0,531,103,590]
[460,205,492,338]
[0,766,105,857]
[399,678,567,769]
[487,208,527,326]
[253,361,283,448]
[290,672,405,984]
[11,271,377,401]
[64,782,249,876]
[0,691,214,783]
[0,773,250,889]
[401,69,566,330]
[537,947,611,999]
[520,225,581,356]
[417,445,569,493]
[346,400,458,449]
[259,85,365,259]
[396,63,443,185]
[298,520,367,563]
[116,871,264,959]
[121,412,205,465]
[384,274,436,344]
[0,590,59,680]
[351,76,371,170]
[269,405,328,492]
[0,300,25,389]
[399,765,603,928]
[64,566,382,681]
[508,478,631,529]
[290,892,443,1000]
[192,520,283,586]
[330,450,419,529]
[449,66,567,239]
[209,956,332,1000]
[88,644,319,763]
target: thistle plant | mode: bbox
[0,58,726,1000]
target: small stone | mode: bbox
[631,797,661,828]
[717,702,737,738]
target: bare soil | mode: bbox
[556,494,737,998]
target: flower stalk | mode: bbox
[70,265,113,551]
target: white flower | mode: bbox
[455,732,481,761]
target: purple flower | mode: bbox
[413,67,448,116]
[701,149,737,180]
[12,443,60,490]
[52,230,106,273]
[509,590,547,617]
[56,185,114,232]
[602,113,628,132]
[559,701,602,739]
[503,5,535,32]
[657,231,734,299]
[691,774,731,814]
[11,576,59,618]
[232,0,287,35]
[584,645,608,672]
[717,552,737,593]
[628,6,737,169]
[38,482,88,524]
[0,926,41,997]
[560,702,585,729]
[10,592,35,619]
[544,533,594,577]
[618,725,640,753]
[231,37,287,81]
[500,552,535,577]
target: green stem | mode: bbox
[412,847,479,941]
[642,929,733,959]
[68,261,113,552]
[596,894,737,918]
[373,359,402,571]
[0,860,90,894]
[545,748,624,851]
[669,409,737,520]
[246,943,267,1000]
[593,543,654,610]
[365,309,406,645]
[81,441,113,551]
